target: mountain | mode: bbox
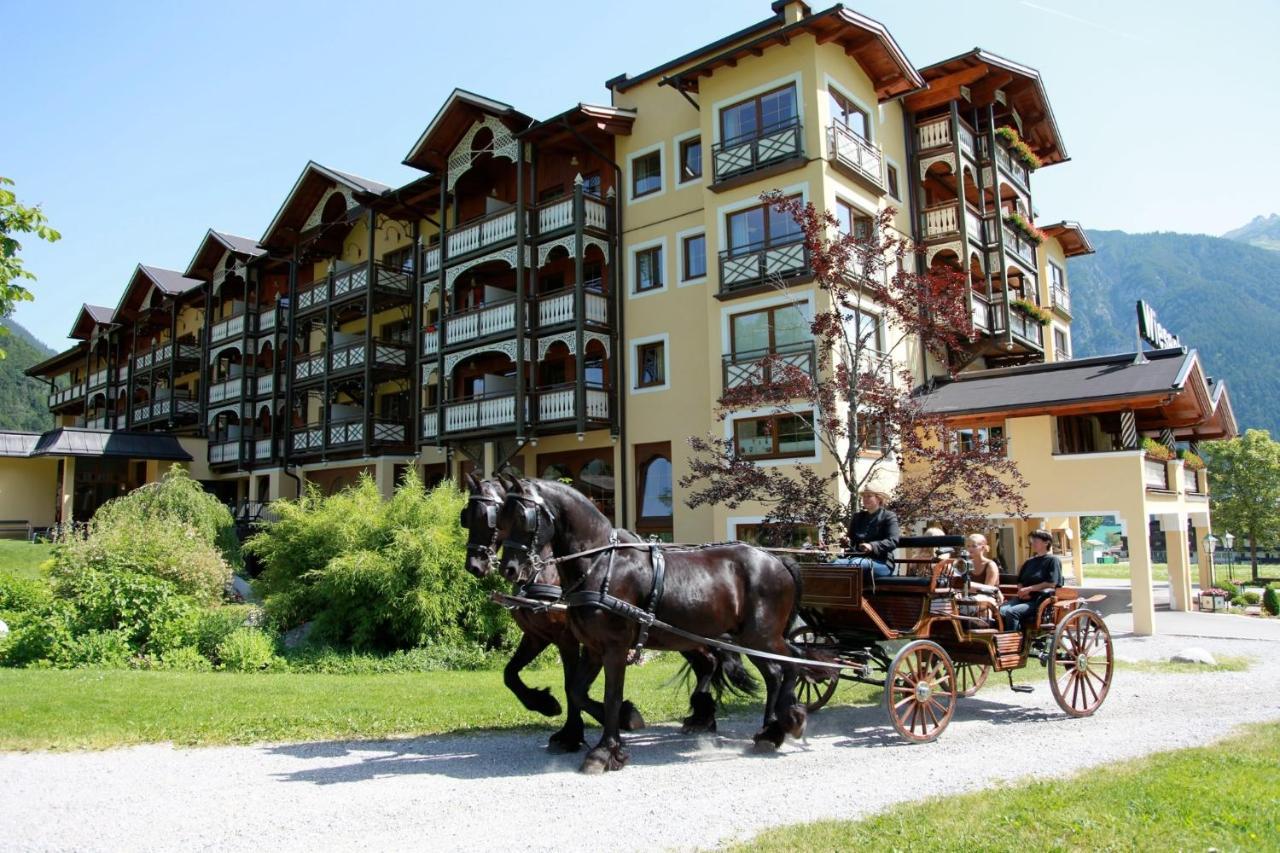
[1222,214,1280,252]
[0,320,55,432]
[1068,230,1280,435]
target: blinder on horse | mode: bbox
[501,490,559,593]
[464,493,503,571]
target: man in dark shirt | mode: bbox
[999,528,1063,632]
[841,489,900,577]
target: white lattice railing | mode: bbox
[827,123,883,187]
[291,426,324,453]
[422,329,440,356]
[446,208,519,257]
[254,438,273,461]
[585,198,607,230]
[48,383,84,407]
[446,300,516,345]
[917,117,951,150]
[207,377,243,404]
[712,120,803,183]
[719,239,809,293]
[87,368,109,389]
[209,442,239,464]
[294,354,325,381]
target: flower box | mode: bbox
[1199,589,1228,612]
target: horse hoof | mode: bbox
[547,731,585,753]
[751,736,778,753]
[784,705,808,740]
[752,724,786,751]
[580,746,629,774]
[681,716,717,734]
[526,687,562,718]
[620,700,646,732]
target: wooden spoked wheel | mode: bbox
[954,662,991,698]
[1048,608,1114,718]
[787,626,840,712]
[885,640,957,743]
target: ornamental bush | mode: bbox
[1264,585,1280,617]
[1242,590,1262,606]
[247,472,511,652]
[215,628,280,672]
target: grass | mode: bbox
[1082,561,1169,581]
[0,650,1246,751]
[735,720,1280,852]
[0,540,52,581]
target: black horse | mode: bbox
[495,477,807,773]
[460,474,753,751]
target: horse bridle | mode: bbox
[464,492,504,573]
[501,490,557,585]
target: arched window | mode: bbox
[639,457,672,519]
[634,441,674,541]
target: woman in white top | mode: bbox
[961,533,1004,622]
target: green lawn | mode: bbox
[1083,561,1169,581]
[737,720,1280,852]
[0,540,52,581]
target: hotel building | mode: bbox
[9,1,1235,634]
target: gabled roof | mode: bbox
[259,161,391,249]
[659,5,924,102]
[30,428,193,461]
[920,347,1237,440]
[910,48,1067,165]
[113,264,204,322]
[68,304,116,340]
[1040,222,1094,257]
[25,343,86,378]
[402,88,533,173]
[519,103,637,146]
[185,229,266,279]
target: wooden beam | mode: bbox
[815,27,844,46]
[905,67,990,111]
[969,72,1014,106]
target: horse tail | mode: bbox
[711,649,759,697]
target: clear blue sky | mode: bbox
[5,0,1277,347]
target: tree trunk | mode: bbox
[1251,537,1259,582]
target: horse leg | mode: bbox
[750,635,808,748]
[568,645,646,732]
[503,632,560,717]
[680,649,718,734]
[747,654,787,751]
[581,646,631,774]
[546,641,587,752]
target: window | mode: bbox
[582,172,602,198]
[682,234,706,281]
[726,198,803,256]
[844,308,883,354]
[678,137,702,183]
[733,413,816,460]
[730,303,809,358]
[379,319,411,344]
[1054,327,1071,360]
[583,261,603,292]
[1055,413,1125,455]
[382,246,414,274]
[1049,261,1066,291]
[632,151,662,198]
[635,442,674,539]
[828,88,869,140]
[886,164,900,200]
[634,246,663,293]
[856,412,885,452]
[379,390,410,420]
[637,341,665,388]
[836,199,874,239]
[721,85,798,145]
[954,424,1006,454]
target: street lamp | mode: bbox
[1224,532,1236,581]
[1202,534,1220,587]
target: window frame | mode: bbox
[886,162,901,201]
[828,87,871,141]
[719,84,800,147]
[630,333,670,394]
[634,245,664,294]
[681,232,707,283]
[729,303,809,358]
[732,412,817,461]
[635,441,675,534]
[628,144,664,202]
[725,195,804,257]
[676,132,703,184]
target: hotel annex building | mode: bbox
[9,2,1235,634]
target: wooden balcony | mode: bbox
[718,237,810,297]
[722,341,815,389]
[979,135,1032,191]
[209,310,253,346]
[48,383,85,409]
[536,290,608,328]
[132,394,199,425]
[915,116,978,161]
[289,416,409,459]
[207,373,256,405]
[444,299,516,348]
[292,340,409,386]
[1001,222,1039,269]
[133,341,200,373]
[86,368,110,390]
[421,386,611,440]
[920,202,989,245]
[826,123,884,193]
[711,119,804,190]
[256,305,287,335]
[294,261,412,316]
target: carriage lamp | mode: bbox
[1223,532,1236,581]
[1203,534,1220,586]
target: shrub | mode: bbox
[1230,594,1248,607]
[0,573,53,615]
[1141,437,1173,460]
[1264,586,1280,617]
[60,628,133,668]
[216,628,280,672]
[1242,590,1262,606]
[1220,580,1240,599]
[159,645,214,672]
[194,605,257,660]
[53,520,230,605]
[0,601,76,666]
[248,473,511,652]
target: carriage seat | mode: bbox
[868,574,932,590]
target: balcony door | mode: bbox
[726,199,803,258]
[720,85,797,146]
[730,303,809,360]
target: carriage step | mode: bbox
[1007,671,1034,693]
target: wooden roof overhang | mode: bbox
[68,304,116,341]
[1040,221,1094,257]
[259,162,391,252]
[372,174,444,223]
[519,103,636,152]
[185,230,266,280]
[25,343,88,379]
[113,264,204,325]
[910,49,1068,166]
[402,89,533,173]
[660,5,924,102]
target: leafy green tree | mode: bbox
[0,177,61,358]
[1202,429,1280,580]
[1079,516,1107,542]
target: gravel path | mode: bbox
[2,631,1279,852]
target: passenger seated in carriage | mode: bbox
[835,488,900,577]
[999,528,1064,632]
[957,533,1004,622]
[903,526,951,577]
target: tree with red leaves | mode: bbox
[681,192,1027,545]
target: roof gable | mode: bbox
[68,304,115,340]
[114,264,203,321]
[185,229,266,279]
[259,161,390,249]
[402,89,532,173]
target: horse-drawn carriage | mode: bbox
[788,535,1114,742]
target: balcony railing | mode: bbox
[1001,223,1039,267]
[916,117,978,160]
[209,441,242,464]
[1182,466,1202,495]
[132,395,199,424]
[255,438,274,461]
[84,416,109,431]
[722,341,815,389]
[1008,307,1044,347]
[209,311,252,345]
[536,196,609,235]
[87,368,110,390]
[979,136,1032,189]
[421,408,438,441]
[537,291,608,327]
[921,203,989,243]
[1050,285,1071,315]
[48,383,84,408]
[536,384,609,423]
[254,373,275,398]
[293,340,409,382]
[445,299,516,346]
[826,123,884,189]
[133,341,199,372]
[207,374,254,404]
[712,119,804,185]
[1144,457,1170,491]
[257,305,287,334]
[970,291,992,333]
[326,417,408,449]
[295,261,412,314]
[446,206,524,259]
[718,237,809,295]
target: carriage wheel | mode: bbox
[885,640,956,743]
[955,662,991,698]
[787,626,841,712]
[1048,608,1114,718]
